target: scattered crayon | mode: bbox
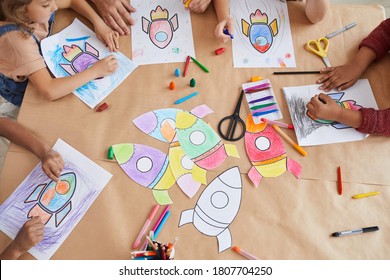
[251,76,262,82]
[190,78,196,87]
[174,68,181,77]
[96,102,108,112]
[169,81,176,90]
[107,146,114,160]
[215,48,225,55]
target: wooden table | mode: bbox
[1,2,389,260]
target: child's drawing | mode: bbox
[283,79,378,146]
[179,167,242,253]
[131,0,195,65]
[231,0,296,68]
[142,5,179,49]
[0,139,112,260]
[25,172,77,227]
[111,143,176,205]
[41,19,138,109]
[133,105,213,198]
[245,116,301,187]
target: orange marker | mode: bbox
[337,166,343,195]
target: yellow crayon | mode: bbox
[185,0,192,8]
[352,191,380,199]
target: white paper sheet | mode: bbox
[131,0,196,65]
[231,0,296,68]
[41,19,138,109]
[0,139,112,259]
[283,79,378,146]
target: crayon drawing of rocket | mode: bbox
[133,105,214,198]
[111,143,175,205]
[175,110,240,185]
[241,9,278,53]
[142,5,179,49]
[179,166,242,253]
[245,116,301,187]
[24,172,77,227]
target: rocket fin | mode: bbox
[216,228,232,253]
[55,201,72,227]
[270,19,279,37]
[170,14,179,32]
[287,158,302,179]
[192,164,207,185]
[152,189,173,205]
[178,209,194,227]
[142,17,150,34]
[190,105,214,119]
[248,166,262,187]
[241,19,250,37]
[25,184,46,203]
[59,64,76,76]
[85,42,99,56]
[225,144,240,158]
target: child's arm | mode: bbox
[213,0,233,42]
[0,119,64,182]
[317,47,376,92]
[57,0,119,52]
[28,54,118,101]
[305,0,329,24]
[0,217,44,260]
[306,93,363,128]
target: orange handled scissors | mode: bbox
[305,37,331,67]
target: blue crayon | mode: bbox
[223,28,234,39]
[252,109,279,117]
[174,92,199,105]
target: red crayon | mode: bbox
[183,55,190,77]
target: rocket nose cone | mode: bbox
[218,167,241,188]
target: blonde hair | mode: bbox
[1,0,34,34]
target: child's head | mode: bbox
[1,0,57,29]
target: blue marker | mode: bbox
[174,92,199,104]
[223,28,234,39]
[154,210,171,238]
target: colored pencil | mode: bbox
[337,166,343,195]
[273,71,321,75]
[261,118,294,130]
[272,124,307,156]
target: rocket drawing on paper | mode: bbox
[245,116,301,187]
[25,172,76,227]
[179,166,242,253]
[241,9,278,53]
[142,5,179,49]
[306,92,363,129]
[59,42,100,77]
[133,105,213,198]
[111,143,175,205]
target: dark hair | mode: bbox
[1,0,34,33]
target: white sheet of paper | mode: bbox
[41,19,138,109]
[231,0,296,68]
[283,79,378,146]
[131,0,195,65]
[0,139,112,259]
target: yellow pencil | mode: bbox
[352,191,380,199]
[272,124,307,156]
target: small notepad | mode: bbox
[242,79,283,124]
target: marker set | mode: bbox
[242,79,283,124]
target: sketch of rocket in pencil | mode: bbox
[306,92,363,129]
[59,42,100,76]
[25,172,76,227]
[245,116,301,187]
[133,105,213,198]
[179,166,242,253]
[142,6,179,49]
[111,143,175,205]
[241,9,278,53]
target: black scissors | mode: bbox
[218,90,246,141]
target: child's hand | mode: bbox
[95,23,120,52]
[13,217,44,254]
[41,149,64,182]
[306,93,342,121]
[215,17,234,43]
[92,55,118,78]
[317,63,364,92]
[184,0,212,13]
